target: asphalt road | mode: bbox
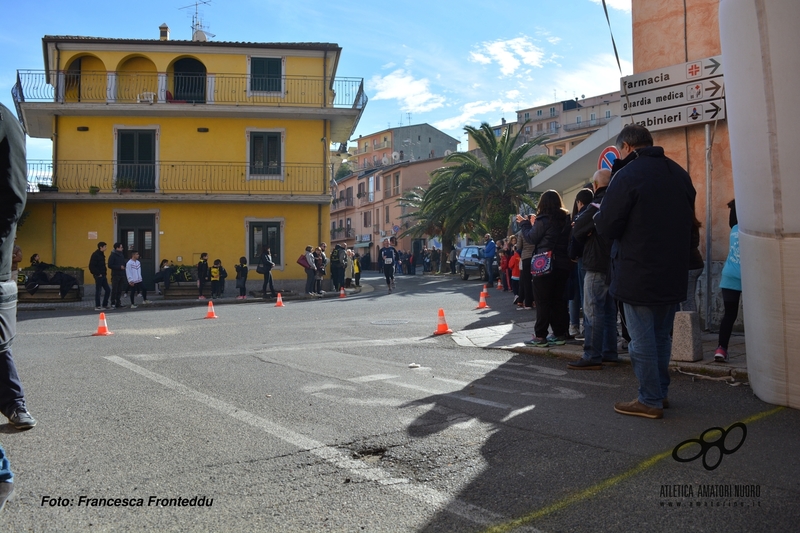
[3,271,799,532]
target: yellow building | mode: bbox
[12,26,366,292]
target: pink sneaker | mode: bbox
[714,346,728,362]
[198,295,206,300]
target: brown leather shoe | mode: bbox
[614,399,663,419]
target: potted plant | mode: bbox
[89,186,100,195]
[116,177,136,193]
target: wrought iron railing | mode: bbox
[14,70,367,110]
[26,160,327,195]
[562,117,614,132]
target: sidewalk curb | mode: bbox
[510,345,748,380]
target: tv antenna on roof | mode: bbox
[180,0,215,41]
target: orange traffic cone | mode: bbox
[339,286,346,298]
[482,284,490,298]
[496,278,503,290]
[433,308,453,335]
[92,312,114,336]
[204,301,218,319]
[475,290,490,309]
[275,293,285,307]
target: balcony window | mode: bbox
[250,57,282,93]
[249,131,282,177]
[576,116,582,124]
[173,58,206,103]
[249,220,282,266]
[605,110,612,118]
[117,129,156,192]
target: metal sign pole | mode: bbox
[705,123,713,330]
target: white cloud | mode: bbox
[381,62,396,69]
[433,99,520,131]
[505,90,521,100]
[469,36,545,76]
[587,0,631,13]
[368,69,445,113]
[550,53,633,98]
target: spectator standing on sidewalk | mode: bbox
[197,252,209,300]
[126,250,150,308]
[568,170,618,370]
[108,242,127,309]
[449,247,458,275]
[715,200,740,363]
[0,102,38,436]
[594,125,696,419]
[89,241,111,310]
[483,234,496,284]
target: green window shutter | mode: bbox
[250,132,281,175]
[251,58,282,92]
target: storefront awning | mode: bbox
[529,116,621,193]
[353,242,371,248]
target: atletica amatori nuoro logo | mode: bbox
[672,422,747,471]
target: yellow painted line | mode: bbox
[481,406,786,533]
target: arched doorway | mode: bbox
[172,58,206,103]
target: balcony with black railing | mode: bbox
[562,117,614,132]
[26,160,327,196]
[14,70,366,109]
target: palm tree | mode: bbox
[428,122,554,240]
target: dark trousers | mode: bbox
[718,288,742,350]
[198,279,207,297]
[519,257,533,308]
[129,282,147,304]
[111,275,128,307]
[532,268,570,339]
[94,275,111,307]
[0,280,26,418]
[211,280,222,297]
[262,271,275,295]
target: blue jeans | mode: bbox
[0,443,11,483]
[569,259,586,326]
[483,258,494,282]
[582,271,617,363]
[0,280,26,420]
[623,303,676,408]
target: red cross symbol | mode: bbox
[688,64,701,77]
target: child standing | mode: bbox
[197,252,209,300]
[235,257,248,299]
[209,259,226,299]
[126,250,150,308]
[509,249,521,306]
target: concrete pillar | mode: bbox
[671,311,703,362]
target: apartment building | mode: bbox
[12,25,366,290]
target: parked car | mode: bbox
[456,246,497,281]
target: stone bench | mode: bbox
[161,283,208,300]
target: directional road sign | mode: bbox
[621,55,725,132]
[621,98,726,133]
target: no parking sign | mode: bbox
[598,146,620,171]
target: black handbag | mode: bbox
[256,263,265,274]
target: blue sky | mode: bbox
[0,0,632,159]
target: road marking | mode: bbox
[104,356,510,527]
[501,405,536,422]
[480,405,786,533]
[463,361,619,388]
[387,381,516,409]
[349,374,398,383]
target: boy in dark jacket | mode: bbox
[89,242,111,310]
[107,242,127,309]
[197,253,209,300]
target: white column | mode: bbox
[720,0,800,408]
[157,73,167,103]
[206,74,215,104]
[106,72,117,103]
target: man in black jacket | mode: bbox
[108,242,127,309]
[569,169,618,370]
[89,241,111,310]
[594,125,696,419]
[0,103,38,439]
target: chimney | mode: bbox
[501,118,506,125]
[159,23,170,41]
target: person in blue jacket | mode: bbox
[715,200,740,362]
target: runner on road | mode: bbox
[379,239,399,293]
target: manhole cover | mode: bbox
[371,319,410,325]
